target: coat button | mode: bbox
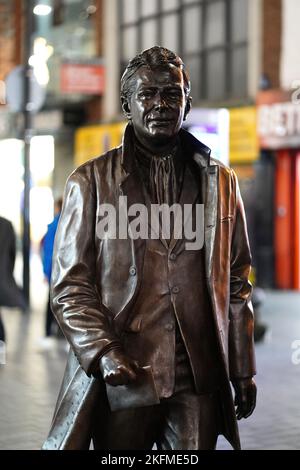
[165,323,174,332]
[169,253,177,261]
[129,266,136,276]
[172,286,180,294]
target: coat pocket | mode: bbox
[124,316,142,333]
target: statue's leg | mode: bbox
[157,390,220,450]
[92,403,161,450]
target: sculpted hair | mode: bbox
[120,46,191,104]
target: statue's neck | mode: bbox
[133,131,178,158]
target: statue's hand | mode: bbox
[232,377,257,420]
[99,348,139,386]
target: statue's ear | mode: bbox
[121,97,132,120]
[184,96,192,121]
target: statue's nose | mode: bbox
[153,93,167,110]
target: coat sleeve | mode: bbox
[51,162,121,376]
[228,169,256,380]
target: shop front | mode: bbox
[229,106,261,285]
[258,90,300,290]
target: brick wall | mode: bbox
[0,0,22,82]
[262,0,282,89]
[93,0,103,56]
[86,0,104,123]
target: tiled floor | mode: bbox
[1,260,300,449]
[0,255,68,450]
[218,291,300,450]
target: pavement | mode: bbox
[218,290,300,450]
[0,256,300,450]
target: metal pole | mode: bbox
[22,0,34,308]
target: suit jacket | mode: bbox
[43,125,256,450]
[0,217,25,309]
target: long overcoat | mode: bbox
[43,125,256,450]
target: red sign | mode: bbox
[256,89,290,106]
[257,89,300,149]
[60,63,105,95]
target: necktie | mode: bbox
[149,155,177,243]
[150,155,177,206]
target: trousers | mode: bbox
[92,334,221,450]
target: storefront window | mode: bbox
[142,19,158,50]
[185,56,201,102]
[231,46,248,96]
[162,0,179,12]
[123,27,138,62]
[122,0,138,23]
[206,1,225,47]
[162,14,179,52]
[207,50,226,101]
[141,0,158,17]
[231,0,248,42]
[119,0,249,103]
[183,6,202,53]
[34,0,99,100]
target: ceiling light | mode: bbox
[33,4,52,16]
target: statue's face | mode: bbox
[125,64,188,147]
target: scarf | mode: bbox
[135,140,181,206]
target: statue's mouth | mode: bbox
[148,117,173,124]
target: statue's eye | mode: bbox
[139,90,155,99]
[166,89,181,99]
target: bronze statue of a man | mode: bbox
[43,46,256,450]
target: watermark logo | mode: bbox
[291,80,300,105]
[96,197,205,251]
[0,341,6,365]
[291,340,300,365]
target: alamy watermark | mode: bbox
[291,80,300,104]
[96,197,204,251]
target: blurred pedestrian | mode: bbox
[0,216,27,343]
[38,198,62,348]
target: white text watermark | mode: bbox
[96,197,205,251]
[291,80,300,104]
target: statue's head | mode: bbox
[121,46,192,148]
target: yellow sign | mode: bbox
[229,107,259,164]
[75,122,127,166]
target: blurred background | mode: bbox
[0,0,300,450]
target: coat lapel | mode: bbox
[202,165,219,280]
[169,163,201,252]
[119,124,219,280]
[119,125,147,290]
[119,169,146,281]
[188,130,218,281]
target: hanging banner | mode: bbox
[229,107,259,163]
[257,89,300,149]
[61,63,105,95]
